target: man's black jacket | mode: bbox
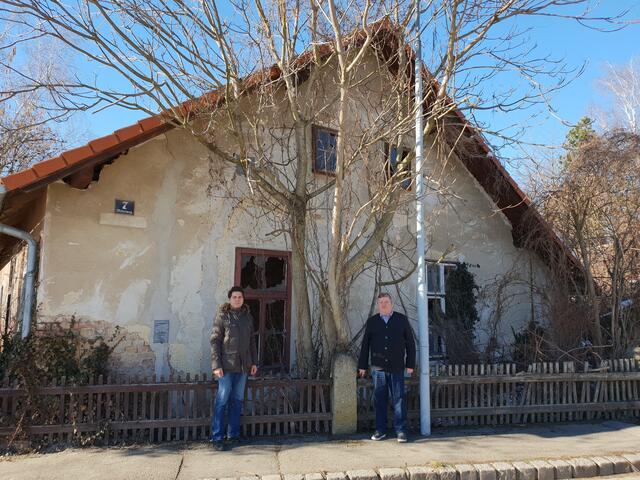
[357,311,416,373]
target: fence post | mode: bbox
[331,353,357,435]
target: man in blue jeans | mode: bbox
[210,286,258,451]
[358,292,416,442]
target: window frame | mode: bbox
[426,261,458,360]
[312,125,338,176]
[234,247,292,371]
[383,142,412,190]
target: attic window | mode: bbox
[313,126,337,174]
[384,143,412,190]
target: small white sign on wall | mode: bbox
[153,320,170,344]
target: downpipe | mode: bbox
[0,185,38,338]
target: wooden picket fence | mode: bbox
[358,358,640,430]
[0,374,331,446]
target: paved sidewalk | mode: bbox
[1,421,639,480]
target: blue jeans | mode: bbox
[211,372,247,441]
[371,370,406,434]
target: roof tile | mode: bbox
[138,116,164,132]
[115,124,144,142]
[62,146,94,166]
[89,134,121,154]
[1,168,39,191]
[32,157,67,178]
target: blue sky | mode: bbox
[79,2,640,168]
[474,1,640,167]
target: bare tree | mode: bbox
[0,30,80,174]
[533,130,640,355]
[0,0,629,372]
[594,56,640,134]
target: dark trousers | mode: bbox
[371,369,406,434]
[211,372,247,441]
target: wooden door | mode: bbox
[234,247,291,372]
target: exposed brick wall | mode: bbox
[35,316,156,379]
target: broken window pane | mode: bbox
[240,254,287,291]
[264,333,285,367]
[266,299,285,331]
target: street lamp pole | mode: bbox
[414,0,431,436]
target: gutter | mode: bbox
[0,185,38,339]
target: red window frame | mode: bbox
[234,247,292,371]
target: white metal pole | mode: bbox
[414,0,431,436]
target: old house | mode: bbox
[0,28,574,377]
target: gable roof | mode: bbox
[0,21,581,276]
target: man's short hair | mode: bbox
[377,292,392,301]
[228,286,245,299]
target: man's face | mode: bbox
[377,296,393,316]
[230,291,244,309]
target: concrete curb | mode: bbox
[217,453,640,480]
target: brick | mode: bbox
[378,468,406,480]
[80,327,96,338]
[548,460,572,480]
[512,462,535,480]
[622,454,640,472]
[437,466,457,480]
[347,471,378,480]
[590,457,614,476]
[529,460,554,480]
[606,455,633,474]
[454,464,478,480]
[262,476,282,480]
[305,474,324,480]
[492,463,516,480]
[325,473,348,480]
[475,464,497,480]
[567,458,597,478]
[240,476,259,480]
[283,475,304,480]
[406,467,438,480]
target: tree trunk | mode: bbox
[290,200,316,377]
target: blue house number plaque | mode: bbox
[115,199,135,215]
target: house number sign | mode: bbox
[115,199,135,215]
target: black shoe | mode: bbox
[370,431,387,441]
[212,441,225,451]
[226,437,240,446]
[397,431,408,443]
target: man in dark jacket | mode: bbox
[210,286,258,450]
[358,292,416,443]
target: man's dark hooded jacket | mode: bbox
[357,311,416,373]
[211,303,258,374]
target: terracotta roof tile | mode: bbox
[62,146,95,166]
[138,116,164,132]
[32,156,67,178]
[1,169,39,191]
[89,134,122,154]
[115,124,144,142]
